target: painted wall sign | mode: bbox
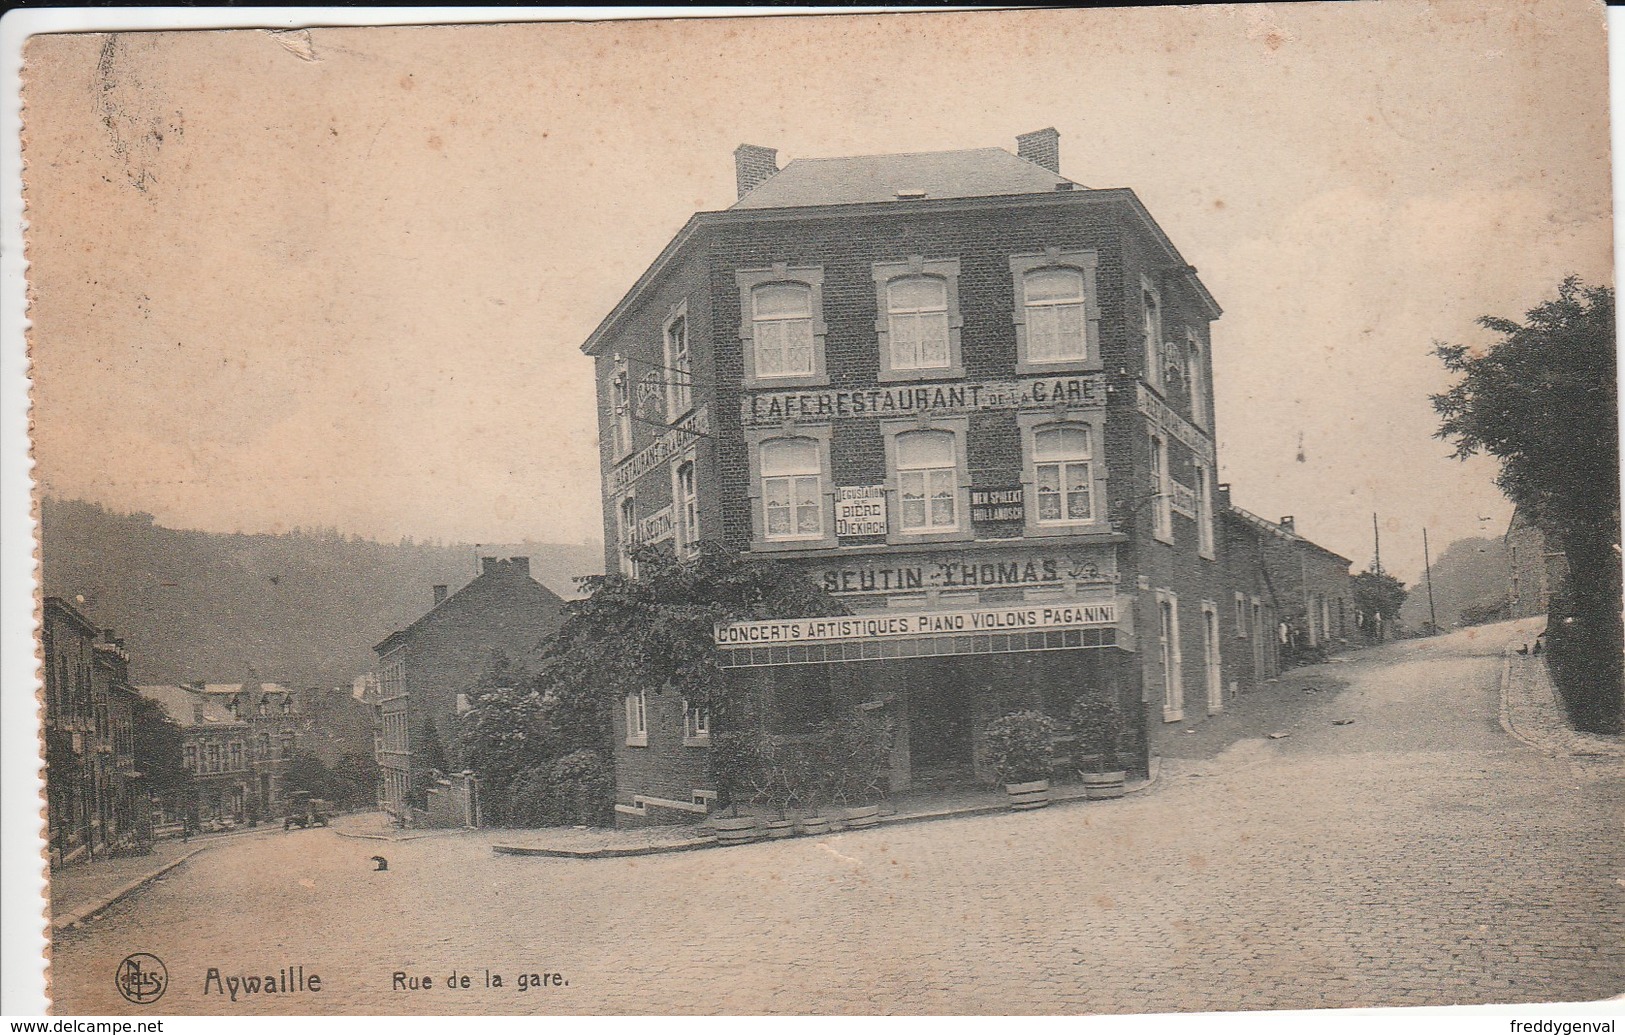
[741,375,1106,427]
[834,485,888,537]
[608,405,709,494]
[633,505,674,545]
[970,486,1025,523]
[715,601,1118,646]
[806,549,1116,596]
[1136,384,1215,464]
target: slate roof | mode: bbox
[136,685,246,728]
[732,148,1079,210]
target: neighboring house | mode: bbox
[372,557,566,822]
[1506,506,1568,620]
[1226,506,1356,660]
[583,129,1349,825]
[136,685,252,825]
[42,597,142,866]
[137,680,307,824]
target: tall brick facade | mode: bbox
[372,556,566,822]
[584,134,1352,824]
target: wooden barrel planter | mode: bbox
[1080,771,1127,800]
[798,815,831,837]
[763,818,796,840]
[711,815,764,845]
[843,805,882,830]
[1005,779,1051,811]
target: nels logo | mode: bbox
[115,953,167,1005]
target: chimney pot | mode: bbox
[433,585,448,605]
[1280,516,1296,532]
[480,556,498,575]
[1016,127,1061,174]
[509,556,531,577]
[734,144,779,199]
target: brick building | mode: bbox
[1226,507,1356,658]
[372,557,566,822]
[583,131,1351,823]
[42,597,142,865]
[136,680,306,825]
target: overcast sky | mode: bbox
[23,3,1613,589]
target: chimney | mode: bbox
[1016,128,1061,174]
[480,556,498,575]
[102,628,116,643]
[734,144,779,199]
[1217,483,1232,510]
[433,585,448,606]
[509,556,530,578]
[1280,516,1295,533]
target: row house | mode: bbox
[584,130,1354,824]
[42,597,142,866]
[136,680,305,824]
[372,557,566,822]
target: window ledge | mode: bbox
[744,374,831,391]
[1161,708,1184,724]
[625,735,648,748]
[887,529,972,546]
[1015,359,1102,376]
[683,736,711,749]
[877,367,967,384]
[754,536,837,553]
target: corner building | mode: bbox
[586,130,1285,823]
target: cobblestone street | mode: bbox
[49,622,1624,1015]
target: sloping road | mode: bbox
[50,623,1623,1014]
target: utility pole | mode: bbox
[1423,527,1439,634]
[1372,513,1383,574]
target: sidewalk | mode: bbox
[1501,640,1625,764]
[48,825,278,930]
[490,764,1159,859]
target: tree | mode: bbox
[131,695,191,819]
[406,717,449,809]
[1432,277,1621,730]
[1352,568,1408,641]
[456,652,551,825]
[536,542,847,733]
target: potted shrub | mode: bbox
[708,730,765,845]
[828,714,893,831]
[1070,691,1127,800]
[785,738,832,836]
[757,739,798,840]
[982,710,1059,810]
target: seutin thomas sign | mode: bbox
[714,601,1118,646]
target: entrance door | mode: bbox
[907,658,976,787]
[1203,605,1223,714]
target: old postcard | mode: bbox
[8,2,1621,1020]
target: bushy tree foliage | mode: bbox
[1431,278,1621,730]
[131,694,191,805]
[1352,568,1408,639]
[538,542,847,729]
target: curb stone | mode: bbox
[51,845,212,932]
[491,757,1164,860]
